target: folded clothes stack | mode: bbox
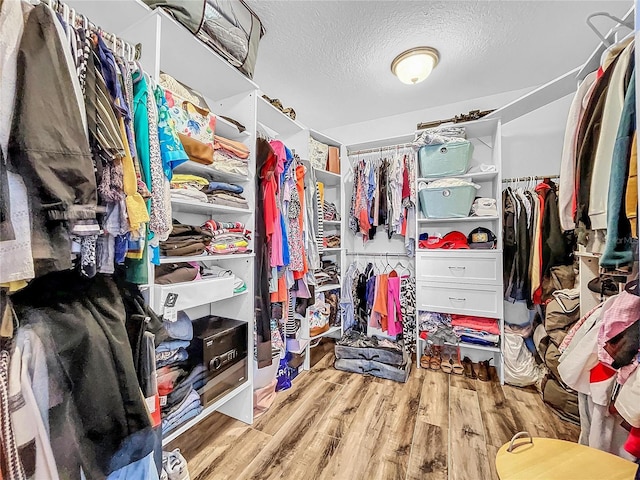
[315,259,340,286]
[451,314,500,347]
[201,219,251,255]
[212,135,250,179]
[323,235,341,248]
[160,219,251,258]
[170,175,249,209]
[160,220,213,257]
[156,312,206,434]
[156,312,193,369]
[419,311,452,334]
[323,201,340,221]
[170,174,210,203]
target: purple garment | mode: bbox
[387,276,403,336]
[366,276,376,312]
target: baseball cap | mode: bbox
[468,227,497,249]
[421,231,469,249]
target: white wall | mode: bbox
[324,87,573,179]
[501,93,573,179]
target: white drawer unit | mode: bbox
[416,281,503,318]
[416,251,502,285]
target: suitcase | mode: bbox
[143,0,265,78]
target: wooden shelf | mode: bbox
[171,198,251,215]
[159,253,254,264]
[418,170,498,182]
[257,95,305,138]
[418,216,499,224]
[309,325,341,340]
[321,247,342,253]
[316,283,341,293]
[162,381,252,445]
[314,168,341,186]
[418,337,501,353]
[155,10,257,102]
[215,116,252,141]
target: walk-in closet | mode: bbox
[1,0,639,479]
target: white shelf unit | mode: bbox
[414,118,504,384]
[344,118,504,383]
[67,1,259,444]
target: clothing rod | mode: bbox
[41,0,141,60]
[502,174,560,183]
[348,143,414,156]
[345,251,408,257]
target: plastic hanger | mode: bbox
[586,12,633,48]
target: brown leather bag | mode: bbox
[327,146,340,174]
[178,133,214,165]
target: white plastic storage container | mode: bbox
[418,140,473,177]
[419,184,477,218]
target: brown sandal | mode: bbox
[451,347,464,376]
[420,344,432,369]
[440,345,453,374]
[429,345,442,370]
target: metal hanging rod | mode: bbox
[345,251,409,257]
[348,143,414,156]
[502,174,560,183]
[41,0,141,60]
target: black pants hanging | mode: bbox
[12,271,152,478]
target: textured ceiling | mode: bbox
[246,0,633,130]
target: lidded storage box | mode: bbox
[418,140,473,177]
[418,179,479,218]
[143,0,265,78]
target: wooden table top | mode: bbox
[496,437,637,480]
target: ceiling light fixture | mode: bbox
[391,47,440,85]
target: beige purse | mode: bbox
[309,137,329,170]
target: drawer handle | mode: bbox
[449,296,466,302]
[448,266,466,271]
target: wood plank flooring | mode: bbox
[169,341,579,480]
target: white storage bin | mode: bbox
[150,276,235,315]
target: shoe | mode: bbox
[160,468,168,480]
[429,345,442,371]
[420,344,432,369]
[462,357,475,379]
[475,360,490,382]
[451,347,464,376]
[163,449,190,480]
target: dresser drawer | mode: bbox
[416,251,501,285]
[416,281,503,318]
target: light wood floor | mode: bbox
[169,341,580,480]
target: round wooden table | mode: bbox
[496,433,637,480]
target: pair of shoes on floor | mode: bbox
[461,357,496,382]
[162,449,190,480]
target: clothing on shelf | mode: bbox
[347,149,417,255]
[418,311,500,348]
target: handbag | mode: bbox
[214,135,250,159]
[309,137,329,170]
[160,72,210,110]
[178,133,214,165]
[170,101,217,146]
[327,146,340,174]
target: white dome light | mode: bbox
[391,47,440,85]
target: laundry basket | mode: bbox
[419,140,473,177]
[419,184,476,218]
